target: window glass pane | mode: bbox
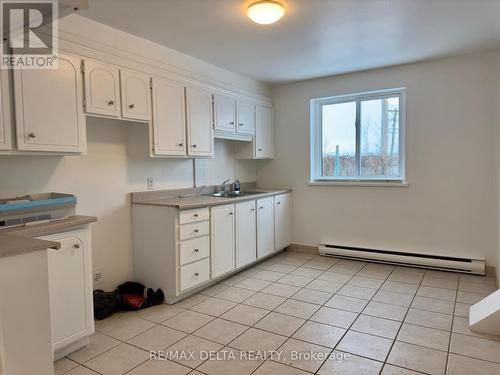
[321,101,356,177]
[360,97,400,177]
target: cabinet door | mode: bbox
[213,93,236,132]
[255,105,274,158]
[84,60,120,117]
[236,101,254,135]
[151,78,186,156]
[236,200,257,268]
[257,197,275,259]
[211,204,235,278]
[0,69,12,150]
[120,69,151,121]
[275,193,291,251]
[14,54,86,153]
[186,86,214,157]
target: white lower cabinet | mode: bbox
[275,193,291,251]
[257,197,275,258]
[132,192,290,304]
[236,200,257,267]
[211,204,236,278]
[40,227,94,359]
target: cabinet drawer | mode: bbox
[179,258,210,291]
[179,221,209,241]
[179,208,209,224]
[179,236,209,265]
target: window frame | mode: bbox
[310,88,406,184]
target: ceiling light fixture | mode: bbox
[247,0,285,25]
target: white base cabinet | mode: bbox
[236,200,257,267]
[210,204,235,278]
[257,197,275,259]
[132,192,290,304]
[40,226,94,360]
[275,193,292,251]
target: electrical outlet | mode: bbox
[147,177,154,190]
[93,269,104,284]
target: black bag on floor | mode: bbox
[93,290,121,320]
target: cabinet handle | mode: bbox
[194,272,199,277]
[28,132,36,138]
[228,212,233,215]
[229,121,234,125]
[193,214,199,218]
[108,100,114,105]
[178,142,184,147]
[73,243,81,249]
[193,229,199,233]
[194,248,199,252]
[192,144,197,148]
[128,104,135,109]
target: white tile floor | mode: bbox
[55,251,500,375]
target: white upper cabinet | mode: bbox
[120,69,151,121]
[0,70,12,150]
[275,193,291,251]
[236,200,257,268]
[13,54,86,153]
[84,60,121,117]
[257,196,275,259]
[236,101,255,135]
[255,105,274,158]
[211,204,236,278]
[213,93,236,132]
[186,86,214,157]
[151,77,186,156]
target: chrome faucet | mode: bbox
[220,179,231,192]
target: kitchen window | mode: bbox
[310,88,406,185]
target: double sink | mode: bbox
[205,191,264,198]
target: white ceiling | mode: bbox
[80,0,500,85]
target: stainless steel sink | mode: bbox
[206,191,264,198]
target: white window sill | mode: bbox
[308,180,409,187]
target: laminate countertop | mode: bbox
[0,215,97,259]
[132,188,291,210]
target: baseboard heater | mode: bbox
[319,244,485,275]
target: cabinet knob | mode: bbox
[192,144,197,148]
[250,208,255,212]
[73,243,81,249]
[28,132,36,138]
[239,122,243,126]
[108,100,114,105]
[128,103,135,109]
[229,121,234,125]
[259,206,264,210]
[194,229,199,233]
[258,148,263,152]
[277,202,281,205]
[228,212,233,215]
[194,272,199,277]
[193,214,199,218]
[178,142,184,147]
[194,248,199,253]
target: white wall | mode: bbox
[259,52,499,266]
[0,119,255,289]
